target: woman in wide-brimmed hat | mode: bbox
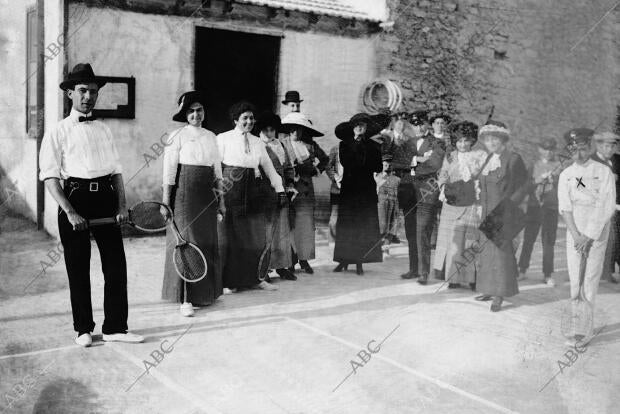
[433,121,488,289]
[333,113,383,275]
[161,91,225,317]
[216,101,286,293]
[280,112,329,274]
[256,111,298,281]
[476,120,528,312]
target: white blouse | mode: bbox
[39,108,123,180]
[217,127,284,192]
[162,125,223,185]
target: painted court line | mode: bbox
[0,344,78,361]
[284,317,519,414]
[107,341,223,414]
[0,316,285,361]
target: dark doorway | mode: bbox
[195,27,280,134]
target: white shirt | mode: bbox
[162,125,222,185]
[39,108,122,180]
[558,159,616,241]
[217,127,284,192]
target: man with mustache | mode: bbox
[386,110,445,284]
[39,63,144,347]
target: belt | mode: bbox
[393,168,412,178]
[65,175,113,193]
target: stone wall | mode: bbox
[376,0,620,161]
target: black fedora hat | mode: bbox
[59,63,107,91]
[282,90,303,104]
[172,91,206,123]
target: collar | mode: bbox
[596,152,610,162]
[68,108,93,122]
[234,126,250,136]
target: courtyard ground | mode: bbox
[1,219,619,414]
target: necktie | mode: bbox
[79,116,97,122]
[243,132,250,154]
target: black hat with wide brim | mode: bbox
[256,111,282,133]
[59,63,107,91]
[172,91,206,123]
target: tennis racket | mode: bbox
[168,218,208,283]
[560,245,593,340]
[88,200,171,232]
[258,202,282,282]
[257,190,297,281]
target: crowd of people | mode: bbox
[39,63,619,348]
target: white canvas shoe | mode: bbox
[256,281,278,291]
[545,277,556,287]
[223,288,237,295]
[75,333,92,347]
[180,302,194,317]
[102,332,144,343]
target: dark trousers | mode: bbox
[403,203,436,276]
[58,178,128,334]
[603,211,620,279]
[518,205,558,276]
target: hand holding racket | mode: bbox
[561,243,594,341]
[88,201,171,232]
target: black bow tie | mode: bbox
[78,116,97,123]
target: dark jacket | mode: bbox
[385,135,445,207]
[591,152,620,205]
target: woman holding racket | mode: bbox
[161,91,225,317]
[217,101,286,292]
[257,111,298,281]
[280,112,329,275]
[558,128,616,345]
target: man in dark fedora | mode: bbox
[39,63,144,347]
[281,90,303,115]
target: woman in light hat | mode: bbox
[280,112,329,274]
[433,121,488,289]
[161,91,224,317]
[476,121,528,312]
[333,113,383,275]
[256,111,298,281]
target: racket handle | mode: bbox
[89,217,117,226]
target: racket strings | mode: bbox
[561,300,593,338]
[131,202,169,231]
[174,244,207,282]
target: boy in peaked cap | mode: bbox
[558,128,616,345]
[375,154,402,258]
[518,137,561,286]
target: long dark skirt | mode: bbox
[222,165,266,289]
[334,199,382,264]
[162,164,222,305]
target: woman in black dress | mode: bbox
[333,113,383,275]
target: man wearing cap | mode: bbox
[281,90,303,115]
[518,138,561,286]
[590,131,620,283]
[39,63,144,347]
[386,110,445,283]
[558,128,615,345]
[429,113,451,148]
